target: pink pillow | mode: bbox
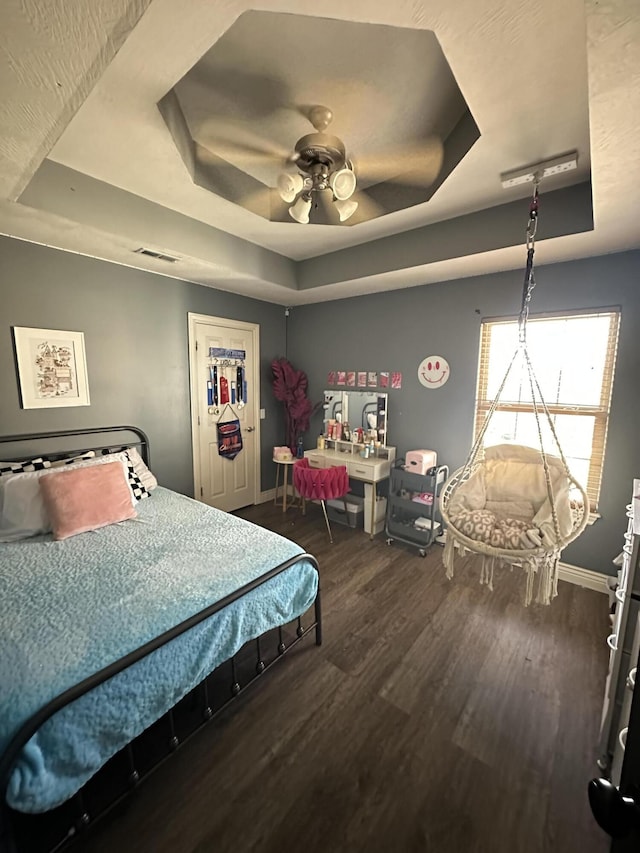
[39,461,137,540]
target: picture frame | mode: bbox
[13,327,90,409]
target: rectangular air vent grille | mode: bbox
[134,247,180,263]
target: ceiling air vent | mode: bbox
[134,247,180,263]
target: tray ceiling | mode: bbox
[0,0,638,304]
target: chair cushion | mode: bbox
[293,460,349,501]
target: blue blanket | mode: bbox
[0,488,318,813]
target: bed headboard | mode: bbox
[0,425,150,465]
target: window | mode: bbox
[475,310,620,511]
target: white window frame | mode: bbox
[475,309,620,512]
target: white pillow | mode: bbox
[0,452,134,543]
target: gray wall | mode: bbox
[2,235,638,574]
[0,237,287,494]
[287,250,640,575]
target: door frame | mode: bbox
[187,312,261,505]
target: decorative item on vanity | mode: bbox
[271,358,321,453]
[418,356,450,388]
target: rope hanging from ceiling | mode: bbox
[439,182,590,605]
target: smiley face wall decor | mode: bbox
[418,355,450,389]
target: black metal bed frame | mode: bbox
[0,427,322,853]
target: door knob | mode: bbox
[588,777,640,837]
[246,427,255,432]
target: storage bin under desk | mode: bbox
[326,496,364,529]
[304,447,394,538]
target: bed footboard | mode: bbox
[0,552,321,853]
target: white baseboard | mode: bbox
[558,561,610,594]
[259,483,299,504]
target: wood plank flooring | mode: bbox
[79,501,611,853]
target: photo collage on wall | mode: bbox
[328,370,401,390]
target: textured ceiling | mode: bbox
[0,0,638,305]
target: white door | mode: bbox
[189,314,260,512]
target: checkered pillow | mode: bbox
[98,448,150,501]
[50,451,96,468]
[125,455,149,501]
[0,457,51,477]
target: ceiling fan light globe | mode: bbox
[330,167,357,200]
[334,198,358,222]
[289,195,312,224]
[277,173,304,203]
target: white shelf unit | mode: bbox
[598,495,640,775]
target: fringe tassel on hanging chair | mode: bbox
[443,530,561,606]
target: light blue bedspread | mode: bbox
[0,488,318,813]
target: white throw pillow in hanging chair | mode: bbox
[447,444,573,548]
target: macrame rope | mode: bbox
[440,179,589,604]
[523,346,577,482]
[524,348,562,543]
[449,346,520,500]
[451,182,542,503]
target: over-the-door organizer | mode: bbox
[207,347,247,460]
[598,482,640,780]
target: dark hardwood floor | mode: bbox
[79,501,610,853]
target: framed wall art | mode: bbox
[13,327,91,409]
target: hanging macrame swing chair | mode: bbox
[440,183,590,605]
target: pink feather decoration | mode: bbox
[271,358,317,452]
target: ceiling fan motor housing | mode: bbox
[294,133,347,174]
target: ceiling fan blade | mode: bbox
[207,141,287,167]
[186,65,291,121]
[198,121,294,166]
[353,136,444,188]
[237,186,277,218]
[349,191,386,224]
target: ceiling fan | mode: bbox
[275,105,358,223]
[274,105,444,224]
[201,104,445,225]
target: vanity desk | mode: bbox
[304,441,396,539]
[313,389,394,538]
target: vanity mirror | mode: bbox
[323,390,388,446]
